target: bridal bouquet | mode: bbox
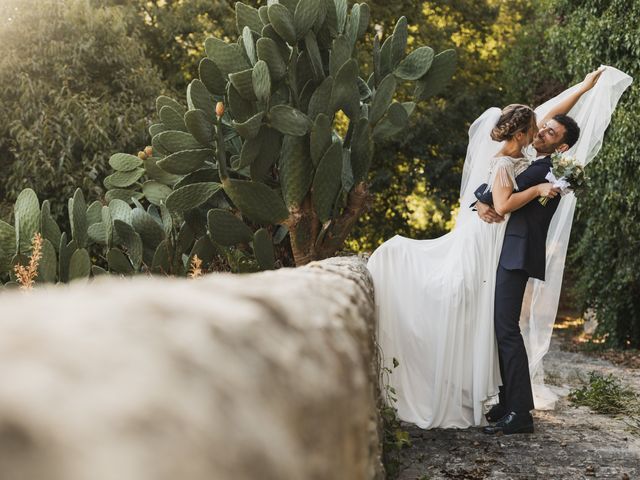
[539,152,589,206]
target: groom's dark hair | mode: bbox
[553,114,580,148]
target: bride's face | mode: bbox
[516,124,538,149]
[526,124,539,146]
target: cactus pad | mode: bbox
[165,182,223,213]
[223,178,289,224]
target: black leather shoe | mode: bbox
[482,411,534,435]
[485,404,507,423]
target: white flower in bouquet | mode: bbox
[539,151,590,206]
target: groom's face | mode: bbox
[533,119,568,154]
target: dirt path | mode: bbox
[396,330,640,480]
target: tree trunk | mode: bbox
[286,196,319,267]
[317,182,371,260]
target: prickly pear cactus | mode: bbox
[0,188,99,286]
[0,0,456,284]
[107,0,455,270]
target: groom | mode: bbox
[475,114,580,434]
[475,67,604,435]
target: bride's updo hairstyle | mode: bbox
[490,104,536,142]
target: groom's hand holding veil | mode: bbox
[581,67,606,93]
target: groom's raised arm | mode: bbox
[537,67,604,127]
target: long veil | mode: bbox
[457,66,633,409]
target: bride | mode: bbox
[367,66,632,429]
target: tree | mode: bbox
[0,0,166,221]
[95,0,238,92]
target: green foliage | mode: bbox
[0,0,165,222]
[96,0,237,92]
[378,352,411,479]
[94,1,457,270]
[348,0,535,252]
[2,0,518,265]
[1,0,457,282]
[569,371,639,418]
[502,0,640,347]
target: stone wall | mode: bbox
[0,256,382,480]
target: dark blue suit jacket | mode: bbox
[473,156,560,281]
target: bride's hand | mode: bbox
[537,183,561,198]
[581,67,605,92]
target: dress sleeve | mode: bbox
[486,157,518,192]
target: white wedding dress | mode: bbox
[367,66,632,429]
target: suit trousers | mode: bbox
[494,264,535,413]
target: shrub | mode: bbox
[0,0,166,222]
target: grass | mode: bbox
[569,371,640,434]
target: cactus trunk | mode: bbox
[285,196,319,266]
[317,182,371,260]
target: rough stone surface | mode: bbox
[0,256,382,480]
[397,332,640,480]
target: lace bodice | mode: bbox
[485,156,530,192]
